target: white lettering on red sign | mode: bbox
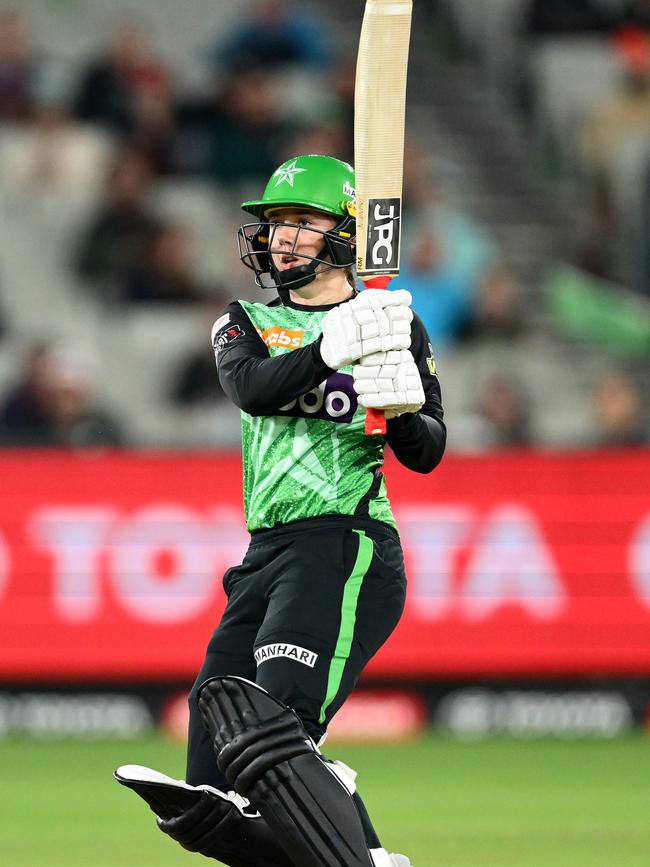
[398,504,566,621]
[630,511,650,608]
[110,505,222,623]
[397,506,474,617]
[0,530,9,602]
[30,508,116,621]
[29,505,248,624]
[461,504,566,621]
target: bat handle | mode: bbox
[363,276,393,290]
[361,275,393,435]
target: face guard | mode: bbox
[238,154,357,296]
[237,211,356,292]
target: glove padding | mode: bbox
[320,289,413,370]
[353,349,425,419]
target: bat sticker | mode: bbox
[366,197,401,272]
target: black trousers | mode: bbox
[186,515,407,789]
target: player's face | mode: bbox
[265,208,337,272]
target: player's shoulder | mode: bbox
[210,300,249,344]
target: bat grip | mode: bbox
[361,275,393,435]
[363,275,393,290]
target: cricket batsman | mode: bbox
[115,154,446,867]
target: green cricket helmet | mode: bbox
[237,154,357,294]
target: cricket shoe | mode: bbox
[114,764,292,867]
[114,764,253,818]
[371,848,413,867]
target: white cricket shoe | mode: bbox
[370,849,412,867]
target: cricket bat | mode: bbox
[355,0,413,435]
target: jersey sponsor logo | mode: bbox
[256,325,305,350]
[277,372,358,424]
[254,642,318,668]
[213,323,244,354]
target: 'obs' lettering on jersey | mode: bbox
[257,325,304,350]
[366,197,401,273]
[277,372,357,424]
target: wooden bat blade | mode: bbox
[355,0,413,435]
[355,0,412,279]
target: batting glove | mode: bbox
[320,289,413,370]
[352,348,425,419]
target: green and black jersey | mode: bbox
[212,293,445,532]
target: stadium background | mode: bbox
[1,1,650,865]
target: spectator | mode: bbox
[208,68,291,185]
[0,6,38,120]
[122,225,207,305]
[174,68,292,185]
[619,0,650,30]
[580,27,650,278]
[75,147,160,290]
[393,154,498,346]
[0,341,50,434]
[282,121,349,167]
[126,73,177,176]
[169,296,232,406]
[391,228,474,347]
[636,160,650,295]
[525,0,617,38]
[0,344,124,447]
[476,374,533,448]
[591,371,648,445]
[0,96,113,195]
[213,0,332,74]
[582,28,650,175]
[460,265,526,341]
[73,21,168,134]
[0,277,7,341]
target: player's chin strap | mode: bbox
[271,259,321,297]
[198,675,376,867]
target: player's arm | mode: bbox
[214,292,412,416]
[214,302,334,416]
[383,312,446,474]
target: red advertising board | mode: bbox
[0,450,649,680]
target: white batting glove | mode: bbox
[352,348,425,419]
[320,289,413,370]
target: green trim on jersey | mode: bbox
[319,529,373,724]
[237,299,397,532]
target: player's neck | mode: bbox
[287,271,355,307]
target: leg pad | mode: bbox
[198,676,374,867]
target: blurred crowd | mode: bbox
[444,0,650,296]
[525,0,650,295]
[0,0,647,450]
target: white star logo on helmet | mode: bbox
[274,159,306,188]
